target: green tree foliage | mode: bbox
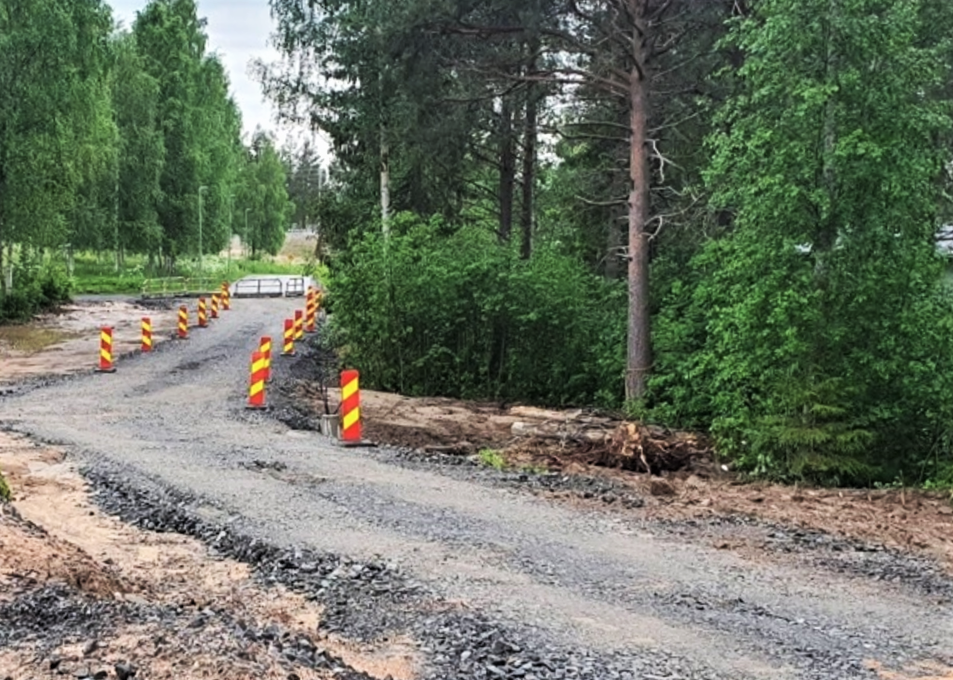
[0,0,291,319]
[0,0,112,298]
[112,31,164,259]
[331,213,625,404]
[650,0,953,483]
[239,132,294,258]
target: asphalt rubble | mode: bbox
[82,464,727,680]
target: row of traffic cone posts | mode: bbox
[243,286,363,444]
[96,281,233,373]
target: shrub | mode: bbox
[329,212,625,406]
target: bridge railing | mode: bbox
[141,277,219,299]
[233,277,284,298]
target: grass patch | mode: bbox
[0,470,9,502]
[478,449,507,471]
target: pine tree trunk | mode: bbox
[4,243,14,293]
[520,81,538,260]
[606,207,623,280]
[380,123,390,235]
[499,95,516,242]
[625,5,652,402]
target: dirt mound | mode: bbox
[0,509,129,598]
[0,432,417,680]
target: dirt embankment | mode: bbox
[0,432,416,680]
[291,381,953,575]
[0,300,178,384]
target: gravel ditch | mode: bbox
[83,463,730,680]
[267,330,953,602]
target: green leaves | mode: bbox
[330,213,625,405]
[653,0,953,484]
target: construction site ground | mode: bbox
[0,295,951,680]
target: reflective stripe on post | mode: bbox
[259,336,272,383]
[294,309,304,341]
[211,293,219,319]
[281,319,296,356]
[177,306,189,339]
[247,351,267,409]
[97,327,116,373]
[340,370,361,442]
[141,317,153,352]
[221,282,231,310]
[198,297,208,328]
[305,289,317,333]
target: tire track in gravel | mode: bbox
[1,297,951,680]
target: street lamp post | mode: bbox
[198,185,208,275]
[245,208,251,259]
[227,194,234,275]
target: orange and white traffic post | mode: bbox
[259,335,272,382]
[281,319,296,356]
[177,306,189,339]
[340,370,361,443]
[247,351,267,409]
[221,282,231,310]
[294,309,304,341]
[198,297,208,328]
[305,288,317,333]
[211,293,220,319]
[97,326,116,373]
[141,317,153,353]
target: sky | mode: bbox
[110,0,322,154]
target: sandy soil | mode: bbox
[0,432,418,680]
[0,301,178,383]
[310,385,953,573]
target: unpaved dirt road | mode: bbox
[2,298,952,680]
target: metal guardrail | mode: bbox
[141,277,219,299]
[284,277,306,297]
[233,277,284,298]
[143,275,310,299]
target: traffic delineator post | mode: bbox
[340,369,361,443]
[141,317,153,353]
[247,350,267,410]
[177,306,189,339]
[198,297,208,328]
[259,335,272,382]
[294,309,304,341]
[97,326,116,373]
[211,293,220,319]
[305,289,317,333]
[281,319,296,356]
[221,282,231,310]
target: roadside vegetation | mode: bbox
[0,0,299,319]
[263,0,953,489]
[6,0,953,490]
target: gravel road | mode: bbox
[2,298,951,680]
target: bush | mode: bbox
[0,264,72,322]
[329,213,625,406]
[0,470,9,502]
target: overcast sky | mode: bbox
[110,0,318,152]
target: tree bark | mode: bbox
[520,81,538,260]
[626,4,652,402]
[380,122,390,236]
[499,94,516,242]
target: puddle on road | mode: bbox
[0,326,80,354]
